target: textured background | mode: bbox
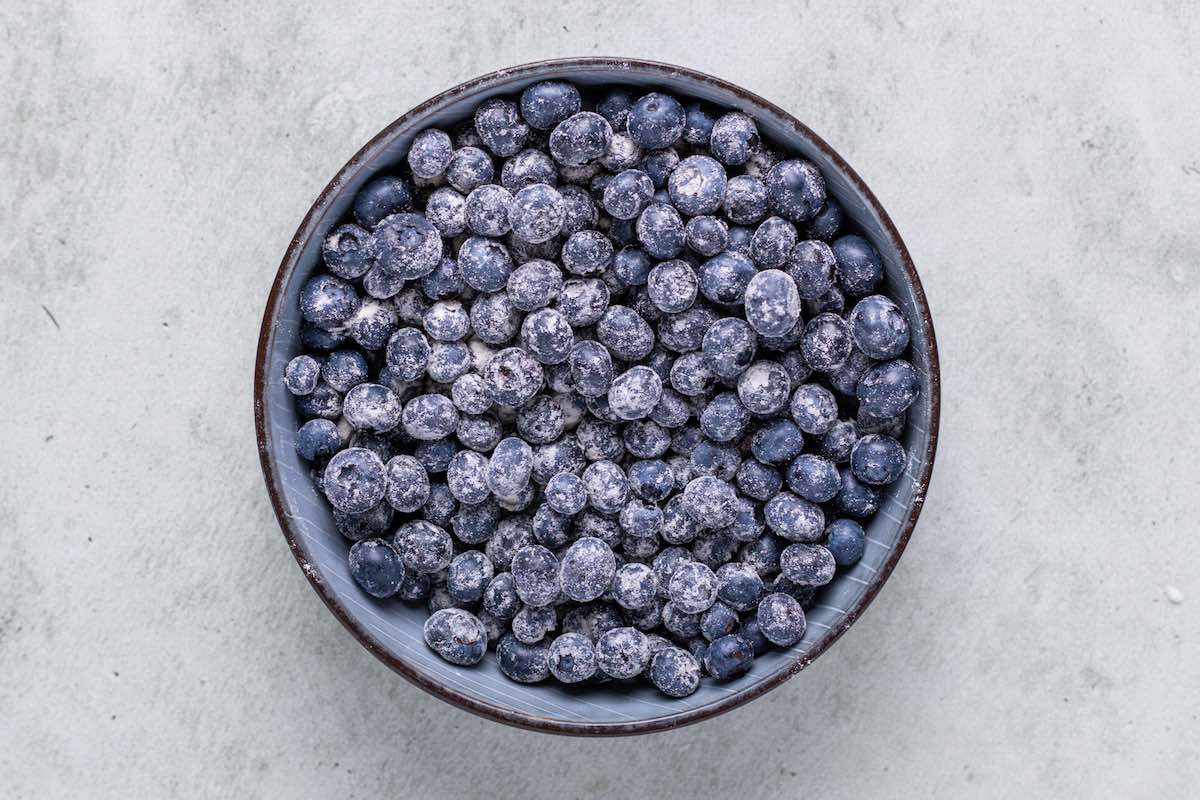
[3,2,1198,797]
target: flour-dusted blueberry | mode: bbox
[456,412,502,452]
[415,439,457,475]
[857,358,919,419]
[482,572,521,618]
[320,350,368,393]
[385,327,430,381]
[709,111,759,166]
[597,131,640,171]
[322,447,387,514]
[765,159,826,222]
[701,317,757,378]
[635,202,686,260]
[516,308,571,365]
[667,554,718,615]
[780,543,836,587]
[850,433,907,485]
[749,216,798,268]
[402,393,458,440]
[483,347,544,407]
[554,280,607,329]
[756,592,807,646]
[789,383,839,435]
[369,213,443,279]
[531,436,586,485]
[511,544,561,607]
[426,341,472,383]
[484,436,533,498]
[684,215,729,258]
[645,646,700,698]
[622,421,670,460]
[640,148,680,189]
[848,294,909,360]
[563,340,610,399]
[539,472,583,516]
[661,599,702,639]
[602,168,655,221]
[407,128,454,179]
[607,366,662,421]
[595,87,634,129]
[295,418,342,461]
[446,146,494,194]
[353,175,413,229]
[518,78,581,130]
[529,503,569,548]
[667,155,727,216]
[446,550,494,603]
[680,100,716,145]
[802,312,854,371]
[447,449,491,504]
[348,430,398,464]
[665,351,710,400]
[825,518,866,566]
[560,229,614,277]
[595,306,654,362]
[737,360,792,415]
[722,175,769,225]
[610,562,658,610]
[395,519,454,573]
[560,536,618,602]
[627,91,685,149]
[448,497,497,546]
[828,349,876,397]
[596,626,651,679]
[300,320,349,352]
[819,419,859,463]
[764,492,825,542]
[284,355,320,396]
[422,607,488,666]
[464,183,513,238]
[805,197,844,240]
[715,562,765,612]
[300,275,360,328]
[727,497,764,543]
[698,250,756,306]
[744,269,801,337]
[507,259,563,311]
[347,538,405,599]
[508,183,565,244]
[548,186,592,238]
[699,392,750,443]
[516,396,565,445]
[618,499,664,539]
[786,454,841,503]
[735,459,782,502]
[738,617,770,655]
[384,454,430,512]
[450,373,492,416]
[691,532,740,571]
[726,224,754,256]
[828,233,886,297]
[542,632,596,684]
[689,440,740,481]
[424,188,468,239]
[650,387,691,429]
[322,223,373,279]
[474,98,529,157]
[645,260,697,315]
[500,148,558,192]
[581,459,629,514]
[423,300,471,342]
[700,601,740,642]
[704,633,754,680]
[549,111,613,166]
[466,295,515,347]
[511,604,557,644]
[346,299,399,351]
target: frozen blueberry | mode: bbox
[684,215,728,258]
[600,132,643,172]
[801,312,853,372]
[764,492,824,542]
[789,383,839,435]
[601,168,655,221]
[786,454,841,503]
[483,347,544,407]
[423,300,470,342]
[512,604,557,644]
[475,98,529,157]
[346,300,399,351]
[667,155,727,216]
[610,562,658,610]
[557,277,610,326]
[532,504,571,548]
[300,274,359,328]
[736,360,791,415]
[402,393,458,441]
[704,634,754,680]
[607,247,651,289]
[709,112,759,166]
[829,235,885,299]
[354,175,412,228]
[699,392,750,443]
[780,543,836,587]
[520,79,581,130]
[446,146,494,194]
[805,197,844,240]
[689,441,740,481]
[596,626,651,679]
[385,328,430,382]
[826,518,866,566]
[756,592,807,646]
[627,92,685,149]
[322,448,386,514]
[667,351,712,399]
[514,308,570,365]
[735,460,782,502]
[850,433,907,485]
[361,265,405,300]
[722,175,769,225]
[715,562,765,612]
[452,498,501,545]
[618,499,663,539]
[408,128,453,179]
[622,421,670,459]
[511,544,561,607]
[699,601,740,642]
[547,632,598,683]
[564,340,611,399]
[740,534,784,577]
[596,88,634,129]
[516,396,564,445]
[650,387,690,429]
[508,183,565,244]
[426,341,472,383]
[581,460,629,514]
[667,558,719,614]
[743,270,802,339]
[648,647,701,697]
[482,436,532,499]
[857,359,919,419]
[701,317,757,379]
[383,455,431,513]
[608,366,662,421]
[765,159,826,222]
[425,187,467,237]
[749,217,798,268]
[467,293,517,346]
[347,538,405,598]
[395,520,454,573]
[829,349,877,397]
[497,634,551,683]
[447,449,491,504]
[560,229,614,277]
[739,618,771,655]
[496,483,536,513]
[501,148,559,192]
[596,306,655,361]
[549,111,613,166]
[317,350,366,394]
[726,224,753,255]
[698,251,756,306]
[322,223,373,279]
[422,609,488,667]
[848,294,909,360]
[284,355,320,396]
[640,148,680,188]
[482,572,521,619]
[645,260,697,315]
[560,536,618,602]
[370,213,443,280]
[531,436,586,485]
[447,550,494,603]
[507,259,563,311]
[682,101,717,145]
[294,418,342,461]
[544,472,587,515]
[457,408,502,451]
[450,373,492,416]
[464,184,513,238]
[820,419,859,463]
[415,439,457,474]
[785,240,836,301]
[635,202,686,260]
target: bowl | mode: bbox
[255,57,940,735]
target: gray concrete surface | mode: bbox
[3,1,1198,797]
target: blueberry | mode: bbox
[560,229,614,276]
[627,93,685,149]
[684,215,729,258]
[608,562,656,610]
[418,485,455,533]
[725,497,763,544]
[834,468,882,518]
[680,475,738,531]
[819,419,858,463]
[645,260,697,315]
[300,320,349,352]
[353,175,412,228]
[701,317,757,378]
[780,543,836,587]
[764,492,824,542]
[780,454,838,504]
[468,291,519,345]
[645,647,700,697]
[381,455,431,514]
[508,183,565,244]
[447,550,494,603]
[511,544,560,607]
[294,418,342,461]
[596,306,655,361]
[482,572,521,618]
[477,437,533,500]
[516,395,565,445]
[850,433,907,485]
[512,604,557,644]
[422,299,470,342]
[463,184,513,238]
[801,312,853,372]
[425,187,467,237]
[561,340,611,399]
[622,421,670,459]
[580,459,629,514]
[765,159,826,222]
[699,392,750,443]
[496,634,551,683]
[735,459,782,502]
[756,592,807,646]
[530,436,586,485]
[848,294,909,360]
[422,607,487,664]
[709,112,759,166]
[322,448,386,514]
[651,387,691,428]
[284,355,321,396]
[857,359,919,419]
[743,269,802,338]
[426,341,472,383]
[640,148,680,188]
[506,259,563,311]
[602,169,655,220]
[559,536,618,603]
[682,101,717,145]
[558,277,611,326]
[300,275,360,328]
[446,146,494,193]
[500,148,559,191]
[789,383,839,434]
[483,347,544,407]
[415,439,457,474]
[596,88,635,130]
[703,634,754,680]
[596,626,651,679]
[396,569,433,602]
[600,133,643,172]
[547,632,598,683]
[346,299,399,351]
[667,155,727,216]
[698,251,756,305]
[831,234,884,296]
[609,247,652,289]
[805,197,844,240]
[520,308,574,365]
[394,520,454,573]
[317,350,366,394]
[735,360,791,416]
[825,518,866,566]
[715,562,765,612]
[722,175,769,225]
[402,393,458,440]
[749,217,797,268]
[635,202,685,260]
[407,128,454,179]
[474,98,529,157]
[322,223,373,279]
[347,538,405,598]
[689,441,740,481]
[449,373,492,416]
[496,482,536,512]
[520,80,581,130]
[786,239,837,300]
[451,498,500,545]
[296,381,343,421]
[447,449,491,503]
[544,472,587,515]
[607,366,662,421]
[740,534,784,577]
[549,111,613,166]
[726,224,753,255]
[739,618,771,655]
[393,285,432,324]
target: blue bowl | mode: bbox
[255,57,940,735]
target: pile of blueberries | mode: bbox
[283,80,919,699]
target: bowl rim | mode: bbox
[255,56,941,736]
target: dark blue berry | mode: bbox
[627,92,685,149]
[511,544,561,607]
[482,347,543,407]
[789,383,839,434]
[425,187,467,237]
[497,633,551,682]
[698,250,756,305]
[394,519,453,573]
[300,274,359,328]
[689,440,740,481]
[635,202,685,259]
[520,80,581,130]
[295,381,342,420]
[744,269,801,337]
[561,229,614,276]
[383,455,430,512]
[701,317,757,378]
[507,259,562,311]
[544,472,587,515]
[722,175,769,225]
[848,294,910,360]
[500,148,559,191]
[549,112,613,166]
[284,355,320,396]
[408,128,453,179]
[703,633,754,680]
[667,155,727,216]
[531,436,586,485]
[831,234,884,296]
[715,562,765,612]
[482,572,521,618]
[447,449,491,503]
[682,102,717,146]
[850,433,907,485]
[322,447,386,514]
[857,358,919,419]
[512,604,557,644]
[346,299,398,351]
[826,518,866,566]
[739,618,771,655]
[709,112,759,166]
[736,360,791,415]
[596,305,655,361]
[735,459,782,502]
[786,454,841,503]
[819,419,859,463]
[749,216,798,268]
[295,418,342,461]
[446,146,494,193]
[485,516,535,569]
[426,341,472,383]
[348,538,405,598]
[354,175,413,228]
[640,148,680,188]
[780,543,836,587]
[369,213,443,279]
[474,98,529,157]
[603,169,655,220]
[750,419,805,464]
[451,498,500,545]
[601,133,643,171]
[322,223,373,279]
[756,592,807,645]
[596,626,651,679]
[802,312,854,371]
[607,366,662,420]
[560,536,618,602]
[508,183,565,244]
[548,632,598,683]
[699,392,750,443]
[834,468,882,518]
[764,491,824,542]
[320,349,368,393]
[805,197,844,240]
[684,215,728,257]
[765,159,826,222]
[300,320,348,351]
[596,89,634,130]
[447,550,494,602]
[402,393,458,440]
[680,475,738,531]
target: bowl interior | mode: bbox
[258,60,937,734]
